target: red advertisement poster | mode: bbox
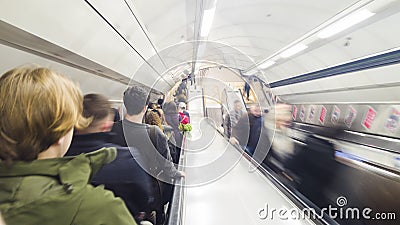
[385,107,400,133]
[344,106,357,128]
[292,105,297,120]
[319,106,327,125]
[331,105,340,125]
[299,105,305,122]
[362,107,376,129]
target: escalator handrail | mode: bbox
[201,88,206,117]
[290,125,400,181]
[167,134,187,225]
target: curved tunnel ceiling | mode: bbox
[1,0,400,100]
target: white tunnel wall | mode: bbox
[208,0,361,63]
[1,0,400,102]
[133,0,193,50]
[0,43,128,100]
[267,10,400,84]
[265,8,400,104]
[0,0,174,94]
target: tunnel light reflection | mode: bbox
[259,60,276,69]
[201,7,216,37]
[318,9,375,39]
[280,44,308,58]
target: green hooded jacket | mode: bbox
[0,148,137,225]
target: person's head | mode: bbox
[148,102,158,110]
[178,102,186,111]
[249,104,262,117]
[77,93,114,134]
[233,99,242,111]
[123,85,150,116]
[157,98,164,106]
[145,110,163,131]
[0,66,88,164]
[163,101,178,114]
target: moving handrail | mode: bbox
[167,134,187,225]
[290,124,400,181]
[292,121,400,154]
[201,88,206,117]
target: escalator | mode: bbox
[168,115,319,225]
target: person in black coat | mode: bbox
[66,93,157,224]
[229,104,263,156]
[111,86,185,225]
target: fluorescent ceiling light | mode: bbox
[200,7,216,37]
[245,68,258,75]
[279,44,308,58]
[258,60,276,69]
[318,9,375,39]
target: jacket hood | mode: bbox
[0,147,116,201]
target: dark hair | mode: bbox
[83,94,112,128]
[112,108,121,122]
[163,101,178,114]
[123,85,150,115]
[157,98,164,106]
[148,102,158,110]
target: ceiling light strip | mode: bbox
[318,9,375,38]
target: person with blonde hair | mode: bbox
[0,66,136,225]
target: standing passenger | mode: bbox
[163,101,183,163]
[229,104,263,156]
[0,66,136,225]
[244,82,251,101]
[111,86,185,179]
[145,108,164,131]
[262,104,294,171]
[111,85,185,225]
[224,100,245,138]
[266,104,294,160]
[66,93,156,224]
[178,102,190,124]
